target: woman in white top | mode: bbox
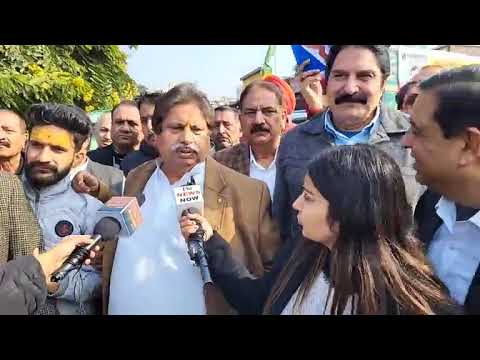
[180,144,460,315]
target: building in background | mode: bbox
[240,67,264,87]
[433,45,480,57]
[211,96,238,109]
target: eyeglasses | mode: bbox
[240,107,280,119]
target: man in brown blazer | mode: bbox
[213,80,288,200]
[102,83,281,315]
[0,172,42,265]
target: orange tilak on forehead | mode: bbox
[30,126,74,150]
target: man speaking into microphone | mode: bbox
[104,83,281,315]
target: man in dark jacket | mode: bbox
[0,235,98,315]
[273,45,423,246]
[71,134,125,198]
[87,100,142,169]
[404,65,480,314]
[121,93,161,175]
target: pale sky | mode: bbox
[122,45,297,100]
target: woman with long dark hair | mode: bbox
[180,144,459,315]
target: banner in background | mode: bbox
[397,46,480,87]
[383,46,480,109]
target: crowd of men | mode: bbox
[1,44,480,314]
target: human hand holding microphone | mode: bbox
[175,179,214,284]
[33,235,100,287]
[179,212,213,243]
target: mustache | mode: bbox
[170,143,200,153]
[27,162,57,172]
[335,93,368,105]
[250,124,270,134]
[0,140,10,147]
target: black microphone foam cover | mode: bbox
[94,217,122,241]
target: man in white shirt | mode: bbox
[102,83,281,315]
[213,80,287,200]
[403,65,480,313]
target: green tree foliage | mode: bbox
[0,45,138,114]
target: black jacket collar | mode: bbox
[140,141,159,157]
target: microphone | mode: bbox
[174,179,212,284]
[50,217,121,282]
[95,196,144,236]
[182,208,213,285]
[174,182,203,219]
[50,196,144,282]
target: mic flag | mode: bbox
[96,196,143,237]
[174,184,204,219]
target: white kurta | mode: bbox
[108,162,207,314]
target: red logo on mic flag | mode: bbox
[55,220,74,237]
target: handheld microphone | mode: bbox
[95,196,144,236]
[50,196,144,282]
[174,179,212,284]
[182,208,213,285]
[50,217,121,282]
[174,183,203,219]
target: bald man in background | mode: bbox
[402,65,447,116]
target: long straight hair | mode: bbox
[264,144,453,315]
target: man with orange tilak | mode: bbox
[21,103,104,315]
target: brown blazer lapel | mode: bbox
[204,157,229,234]
[203,157,238,314]
[124,160,157,197]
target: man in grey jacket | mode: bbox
[22,103,104,315]
[274,45,424,247]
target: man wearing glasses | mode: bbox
[214,81,287,201]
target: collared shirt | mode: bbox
[112,150,125,169]
[324,107,380,145]
[108,162,207,314]
[249,146,277,201]
[428,196,480,305]
[69,159,89,181]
